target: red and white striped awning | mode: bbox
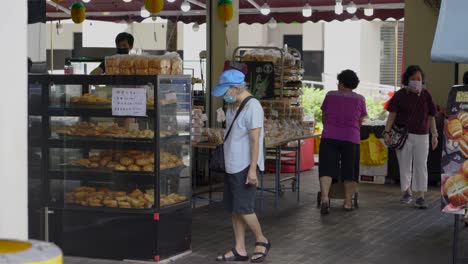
[46,0,404,24]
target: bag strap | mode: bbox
[224,96,254,141]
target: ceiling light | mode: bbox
[123,0,132,2]
[192,22,200,32]
[102,11,110,15]
[82,0,91,3]
[334,0,343,15]
[167,0,176,2]
[141,6,150,18]
[260,3,271,16]
[302,3,312,18]
[181,0,191,12]
[364,2,374,16]
[346,1,357,14]
[268,17,277,29]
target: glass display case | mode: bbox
[28,74,192,261]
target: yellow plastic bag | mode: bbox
[360,137,371,165]
[360,133,388,166]
[368,133,387,165]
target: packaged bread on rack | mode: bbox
[119,56,135,75]
[105,55,121,75]
[134,56,149,75]
[165,52,183,75]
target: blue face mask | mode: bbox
[223,92,236,104]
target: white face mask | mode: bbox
[408,80,423,92]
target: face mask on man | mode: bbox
[116,48,130,54]
[408,80,423,92]
[223,92,237,104]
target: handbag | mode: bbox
[387,94,421,149]
[210,96,254,173]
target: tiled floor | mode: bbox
[64,168,468,264]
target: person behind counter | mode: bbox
[383,65,438,209]
[90,32,134,75]
[212,70,271,263]
[318,70,367,214]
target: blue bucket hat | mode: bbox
[212,69,245,97]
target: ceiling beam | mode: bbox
[246,0,262,11]
[45,0,70,15]
[188,0,206,9]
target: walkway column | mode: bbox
[206,0,239,125]
[404,0,454,105]
[0,1,28,239]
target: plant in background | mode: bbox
[302,87,387,127]
[302,87,326,128]
[364,96,386,120]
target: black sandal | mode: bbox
[250,241,271,263]
[320,201,330,215]
[216,248,249,262]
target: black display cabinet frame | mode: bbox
[28,74,192,261]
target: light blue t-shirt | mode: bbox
[224,98,265,174]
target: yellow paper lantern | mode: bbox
[217,0,233,23]
[70,2,86,24]
[144,0,164,14]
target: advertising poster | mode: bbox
[441,85,468,214]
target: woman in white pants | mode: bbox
[384,65,438,209]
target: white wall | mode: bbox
[360,21,382,83]
[324,21,362,78]
[239,24,266,47]
[303,22,324,51]
[267,24,303,48]
[28,23,47,62]
[0,0,28,240]
[182,23,207,88]
[45,22,82,50]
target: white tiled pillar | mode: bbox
[0,1,28,239]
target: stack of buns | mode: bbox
[65,186,187,208]
[105,54,183,76]
[56,122,154,139]
[68,150,183,172]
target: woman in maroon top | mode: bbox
[384,65,438,209]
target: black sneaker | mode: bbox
[414,197,428,209]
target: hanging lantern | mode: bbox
[144,0,164,15]
[70,2,86,24]
[217,0,233,23]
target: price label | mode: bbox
[112,88,147,116]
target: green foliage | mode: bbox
[302,88,386,127]
[364,96,386,120]
[302,87,326,127]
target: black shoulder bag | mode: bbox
[210,96,254,173]
[387,94,421,150]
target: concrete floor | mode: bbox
[64,168,468,264]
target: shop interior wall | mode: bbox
[0,0,28,240]
[404,0,454,105]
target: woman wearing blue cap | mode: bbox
[213,69,271,263]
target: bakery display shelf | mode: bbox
[48,134,189,149]
[48,165,187,182]
[51,205,155,215]
[158,199,191,213]
[47,138,154,150]
[48,105,155,118]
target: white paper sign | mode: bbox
[112,88,147,116]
